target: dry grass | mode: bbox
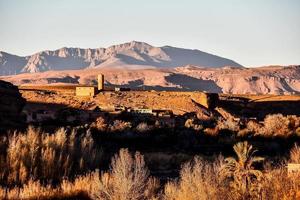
[290,144,300,163]
[163,142,300,200]
[261,168,300,200]
[0,126,102,185]
[0,148,158,200]
[163,157,220,200]
[1,127,300,199]
[0,145,299,200]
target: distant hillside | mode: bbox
[0,41,242,75]
[1,65,299,95]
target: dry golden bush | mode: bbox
[290,144,300,163]
[0,179,58,199]
[2,141,300,200]
[136,122,153,133]
[0,149,158,200]
[0,176,93,199]
[108,120,132,132]
[62,148,159,200]
[61,170,101,199]
[238,120,262,137]
[91,116,108,131]
[0,126,102,185]
[103,149,154,200]
[260,168,300,200]
[261,114,300,137]
[203,127,218,137]
[217,118,240,132]
[184,119,203,131]
[163,157,220,200]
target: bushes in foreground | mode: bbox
[1,142,300,200]
[0,148,159,200]
[90,114,300,139]
[216,114,300,138]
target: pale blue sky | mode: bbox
[0,0,299,66]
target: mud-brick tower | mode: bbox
[98,74,104,91]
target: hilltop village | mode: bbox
[17,74,219,129]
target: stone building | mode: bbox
[75,86,97,97]
[75,74,104,97]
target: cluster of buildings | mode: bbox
[24,105,175,128]
[75,74,131,97]
[24,74,217,129]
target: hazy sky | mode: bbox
[0,0,299,67]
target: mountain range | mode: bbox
[1,41,299,94]
[0,41,242,75]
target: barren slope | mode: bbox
[2,65,300,95]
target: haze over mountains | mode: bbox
[0,41,242,75]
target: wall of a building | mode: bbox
[98,74,104,91]
[76,87,96,96]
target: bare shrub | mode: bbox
[136,122,153,133]
[290,144,300,163]
[91,116,108,131]
[238,120,262,137]
[217,118,240,132]
[184,118,203,131]
[109,120,132,132]
[164,157,219,200]
[107,149,151,200]
[296,127,300,137]
[261,114,300,137]
[203,127,218,137]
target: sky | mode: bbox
[0,0,299,67]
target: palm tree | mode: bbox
[220,141,264,199]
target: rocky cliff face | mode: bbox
[0,80,26,129]
[0,41,242,75]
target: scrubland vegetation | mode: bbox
[0,113,300,199]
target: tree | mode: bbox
[220,141,264,199]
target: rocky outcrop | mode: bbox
[0,80,26,129]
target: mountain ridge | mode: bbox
[0,41,242,75]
